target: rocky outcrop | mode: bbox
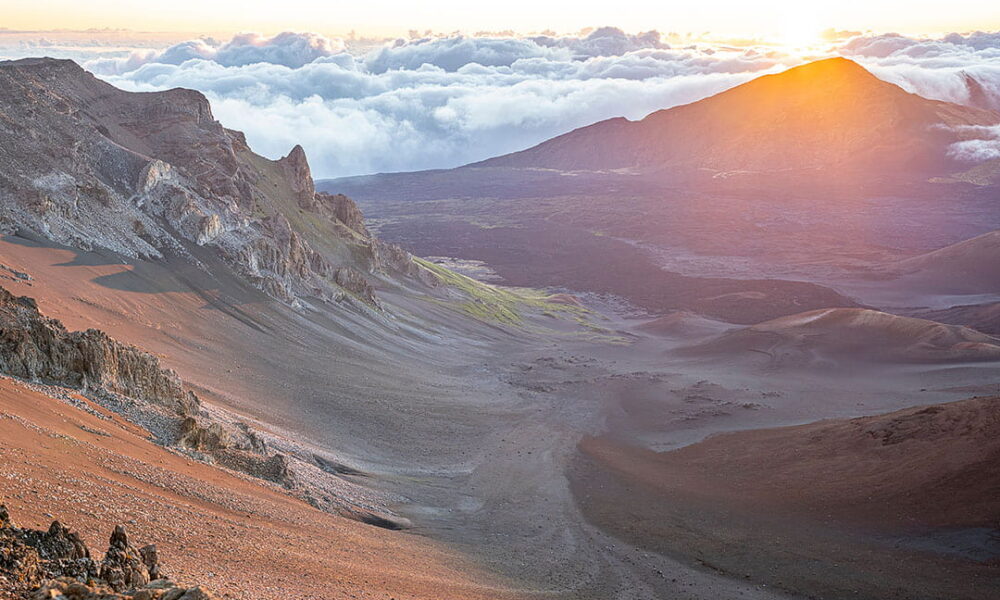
[175,416,291,483]
[32,578,216,600]
[0,504,217,599]
[280,145,316,209]
[0,281,293,487]
[314,192,369,237]
[1,504,44,594]
[334,267,377,305]
[0,58,421,309]
[176,417,230,452]
[0,286,197,415]
[99,526,151,592]
[376,241,430,281]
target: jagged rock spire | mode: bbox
[281,144,317,208]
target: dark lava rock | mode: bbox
[1,504,218,599]
[100,526,150,592]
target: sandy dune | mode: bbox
[572,394,1000,600]
[884,229,1000,296]
[680,307,1000,366]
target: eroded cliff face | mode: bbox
[0,287,196,415]
[0,284,404,528]
[0,58,416,307]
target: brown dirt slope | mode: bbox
[0,377,517,600]
[571,396,1000,600]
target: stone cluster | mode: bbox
[1,505,217,600]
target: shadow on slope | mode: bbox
[570,394,1000,600]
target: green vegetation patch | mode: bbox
[413,257,588,327]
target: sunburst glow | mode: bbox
[775,13,827,50]
[2,0,999,37]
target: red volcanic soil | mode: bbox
[570,396,1000,600]
[0,236,541,599]
[0,376,515,600]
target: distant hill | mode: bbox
[914,301,1000,335]
[681,307,1000,366]
[886,229,1000,294]
[477,58,999,181]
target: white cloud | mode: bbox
[87,32,348,74]
[88,30,797,177]
[839,31,1000,110]
[947,125,1000,162]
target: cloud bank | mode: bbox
[80,29,803,178]
[840,31,1000,110]
[947,125,1000,161]
[7,28,999,178]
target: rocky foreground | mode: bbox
[1,504,215,599]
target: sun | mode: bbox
[775,13,826,50]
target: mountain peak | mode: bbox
[280,144,317,207]
[784,56,870,76]
[283,144,309,164]
[0,56,88,79]
[733,56,883,97]
[962,71,1000,111]
[479,56,997,177]
[0,56,79,69]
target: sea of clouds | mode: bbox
[3,27,1000,177]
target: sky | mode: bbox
[1,2,999,178]
[3,0,999,38]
